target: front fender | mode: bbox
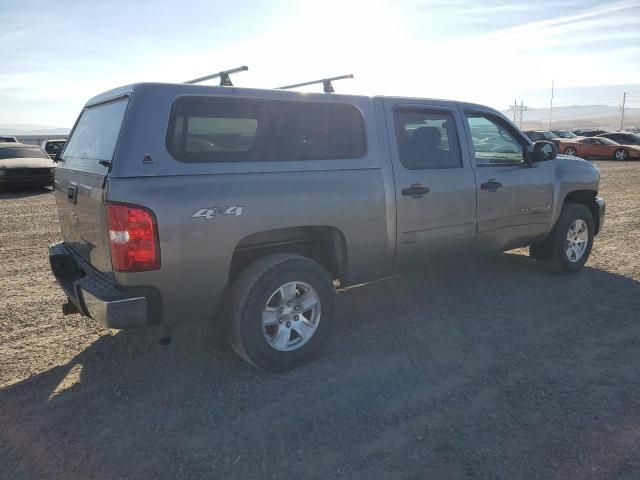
[547,156,600,235]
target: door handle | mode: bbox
[67,185,77,204]
[402,184,430,198]
[480,179,502,192]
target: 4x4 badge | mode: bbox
[192,206,243,219]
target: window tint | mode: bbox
[169,101,267,160]
[526,132,544,141]
[466,114,524,165]
[0,146,50,160]
[168,98,366,162]
[63,98,128,174]
[393,109,462,170]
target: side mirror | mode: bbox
[530,140,557,163]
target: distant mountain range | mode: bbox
[501,105,640,130]
[0,124,70,136]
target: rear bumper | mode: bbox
[49,242,149,328]
[595,196,605,234]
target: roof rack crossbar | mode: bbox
[277,74,354,93]
[184,66,249,86]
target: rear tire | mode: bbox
[228,253,335,371]
[614,148,628,161]
[564,147,577,156]
[532,203,594,274]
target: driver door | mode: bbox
[580,138,599,158]
[462,109,553,251]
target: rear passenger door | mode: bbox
[384,100,477,272]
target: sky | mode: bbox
[0,0,639,128]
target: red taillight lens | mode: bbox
[106,202,160,272]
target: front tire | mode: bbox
[614,148,628,161]
[564,147,577,156]
[532,203,594,274]
[228,253,335,371]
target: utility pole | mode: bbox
[620,92,628,130]
[519,100,524,128]
[513,99,517,122]
[549,79,554,129]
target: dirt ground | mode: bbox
[1,161,640,479]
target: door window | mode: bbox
[466,114,525,165]
[394,109,462,170]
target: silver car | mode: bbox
[48,82,605,371]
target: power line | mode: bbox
[620,92,628,130]
[549,79,554,129]
[508,100,529,127]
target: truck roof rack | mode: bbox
[184,66,249,86]
[277,74,354,93]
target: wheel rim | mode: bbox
[262,281,321,352]
[565,219,589,263]
[565,148,576,156]
[615,149,626,160]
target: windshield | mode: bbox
[44,141,66,155]
[618,133,640,144]
[62,98,128,173]
[0,146,50,160]
[539,131,556,139]
[553,130,576,138]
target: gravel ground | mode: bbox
[1,161,640,479]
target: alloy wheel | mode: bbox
[565,219,588,263]
[615,149,628,161]
[261,281,321,351]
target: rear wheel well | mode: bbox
[228,226,347,286]
[563,190,599,234]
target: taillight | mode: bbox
[106,202,160,272]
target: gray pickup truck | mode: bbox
[49,82,605,371]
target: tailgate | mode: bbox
[54,97,129,273]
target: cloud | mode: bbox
[1,0,638,125]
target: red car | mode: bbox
[560,137,640,160]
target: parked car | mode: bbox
[561,137,640,160]
[550,130,579,139]
[41,139,67,159]
[523,130,561,149]
[596,132,640,146]
[0,136,18,143]
[572,129,608,137]
[0,142,55,186]
[48,83,605,371]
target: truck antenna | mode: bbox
[277,74,354,93]
[184,66,249,86]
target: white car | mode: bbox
[0,142,55,187]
